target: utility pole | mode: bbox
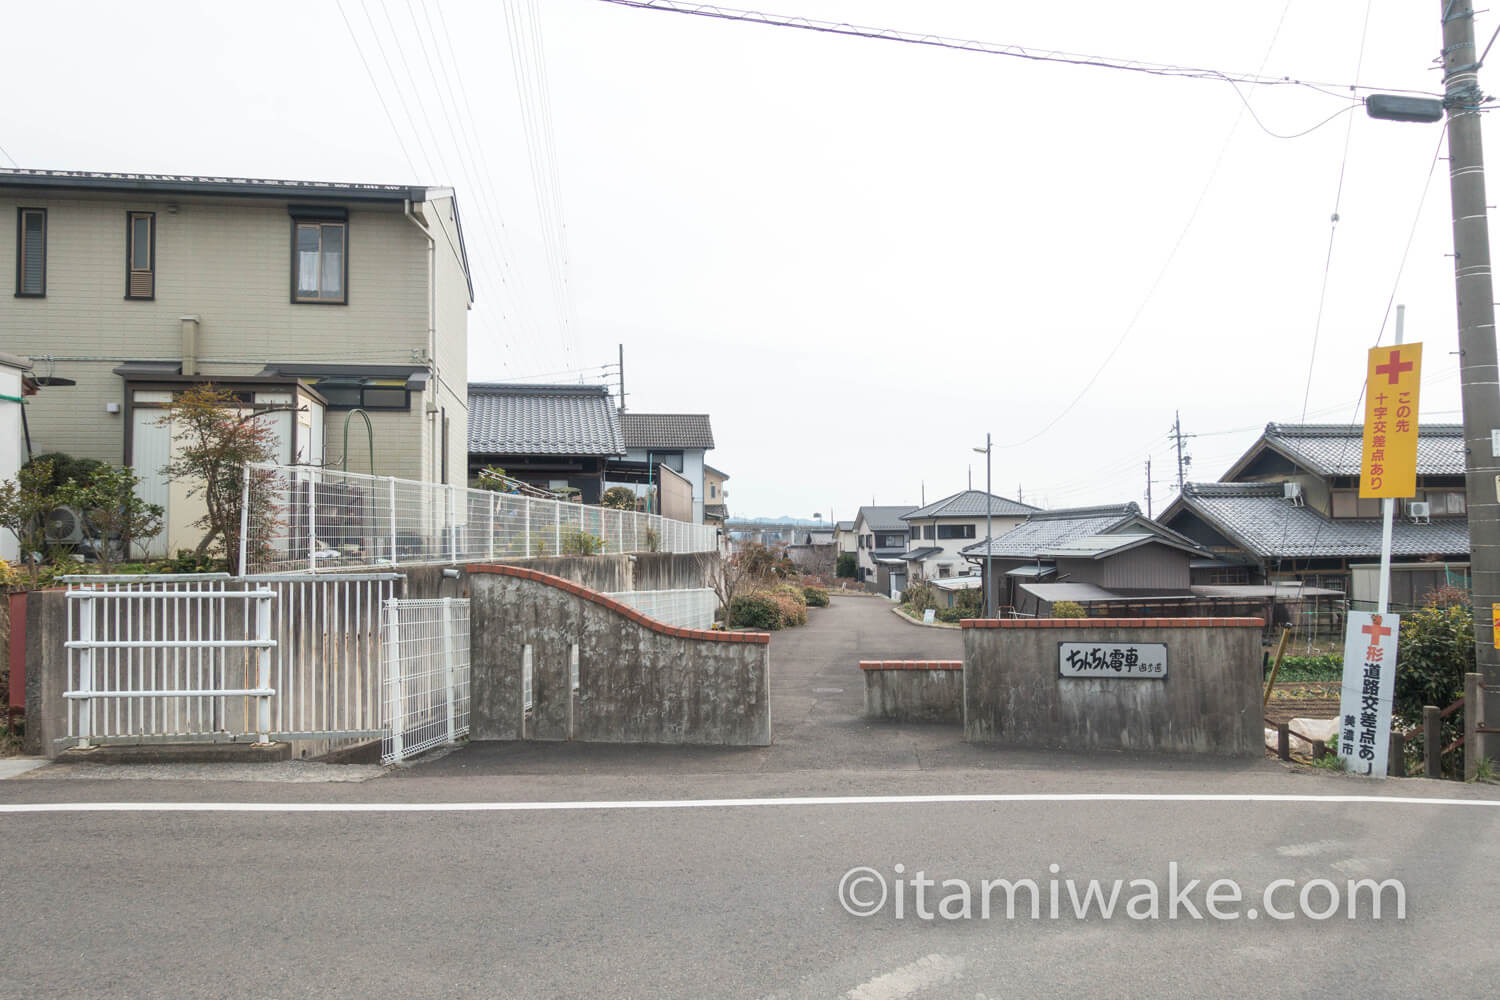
[973,434,994,618]
[1170,410,1194,491]
[1145,458,1153,519]
[1439,0,1500,726]
[617,343,626,411]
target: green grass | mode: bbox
[1268,653,1343,682]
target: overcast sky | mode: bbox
[3,1,1489,521]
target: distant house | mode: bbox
[961,502,1208,617]
[834,520,858,562]
[703,464,730,524]
[466,383,626,503]
[614,412,716,523]
[854,505,917,596]
[899,490,1037,581]
[1159,422,1471,607]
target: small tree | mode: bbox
[54,464,164,574]
[836,552,857,578]
[474,465,510,492]
[601,485,638,510]
[158,385,279,574]
[0,458,59,584]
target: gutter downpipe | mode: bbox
[404,199,439,481]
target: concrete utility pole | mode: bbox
[1439,0,1500,722]
[974,434,994,618]
[1170,411,1194,491]
[617,343,626,411]
[1145,457,1153,518]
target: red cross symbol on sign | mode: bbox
[1374,350,1414,385]
[1362,616,1393,643]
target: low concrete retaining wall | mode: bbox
[400,551,719,599]
[468,564,771,746]
[962,617,1264,756]
[860,660,963,724]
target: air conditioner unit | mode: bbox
[44,506,87,545]
[1407,501,1431,524]
[1283,482,1304,506]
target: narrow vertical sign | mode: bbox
[1360,343,1422,498]
[1337,610,1399,778]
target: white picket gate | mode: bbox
[61,574,465,762]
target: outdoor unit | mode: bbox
[43,506,87,546]
[1407,501,1431,524]
[1283,482,1304,506]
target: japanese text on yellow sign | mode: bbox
[1361,343,1422,499]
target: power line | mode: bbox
[595,0,1440,100]
[0,142,18,168]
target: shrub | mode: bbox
[600,486,637,511]
[1050,600,1087,618]
[772,583,808,607]
[156,550,226,575]
[24,452,105,494]
[936,607,964,623]
[765,586,807,626]
[953,586,983,618]
[561,529,604,556]
[1270,653,1342,682]
[836,552,857,579]
[643,527,660,552]
[902,578,937,613]
[1394,604,1473,773]
[803,586,829,607]
[729,593,782,630]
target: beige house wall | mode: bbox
[1,188,468,484]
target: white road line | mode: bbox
[0,792,1498,814]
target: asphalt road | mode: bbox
[3,597,1498,999]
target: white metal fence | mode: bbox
[62,573,402,750]
[243,463,720,575]
[602,588,718,630]
[63,575,274,747]
[381,598,470,764]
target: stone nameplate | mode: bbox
[1058,641,1167,679]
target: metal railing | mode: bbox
[602,588,718,630]
[242,463,720,574]
[381,597,470,764]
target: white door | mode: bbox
[890,572,906,601]
[131,407,172,558]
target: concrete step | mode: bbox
[54,742,293,765]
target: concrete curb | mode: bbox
[889,606,961,630]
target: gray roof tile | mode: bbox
[1177,481,1469,558]
[619,413,715,450]
[1248,422,1465,477]
[856,506,917,532]
[902,490,1038,520]
[468,383,626,456]
[955,503,1202,559]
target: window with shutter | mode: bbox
[126,211,155,299]
[15,208,46,297]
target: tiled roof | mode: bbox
[898,547,943,562]
[836,521,855,532]
[857,506,917,532]
[902,490,1038,520]
[468,383,626,456]
[619,412,715,450]
[1235,422,1466,478]
[1175,481,1470,559]
[960,503,1145,559]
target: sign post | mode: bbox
[1340,311,1421,777]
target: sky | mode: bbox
[1,0,1490,522]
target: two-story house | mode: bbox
[899,489,1037,580]
[703,464,729,524]
[853,504,916,596]
[614,412,715,523]
[1158,422,1471,606]
[2,169,472,555]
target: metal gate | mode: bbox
[62,573,408,752]
[380,598,471,764]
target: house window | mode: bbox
[710,483,718,498]
[923,525,935,540]
[126,211,155,299]
[292,220,347,303]
[938,524,977,539]
[938,564,952,578]
[877,533,904,548]
[15,208,45,297]
[312,378,411,411]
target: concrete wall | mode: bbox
[962,617,1263,755]
[394,551,720,599]
[861,660,963,724]
[468,565,770,746]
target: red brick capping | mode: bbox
[466,563,770,644]
[859,659,963,671]
[960,617,1265,629]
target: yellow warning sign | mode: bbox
[1360,343,1422,499]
